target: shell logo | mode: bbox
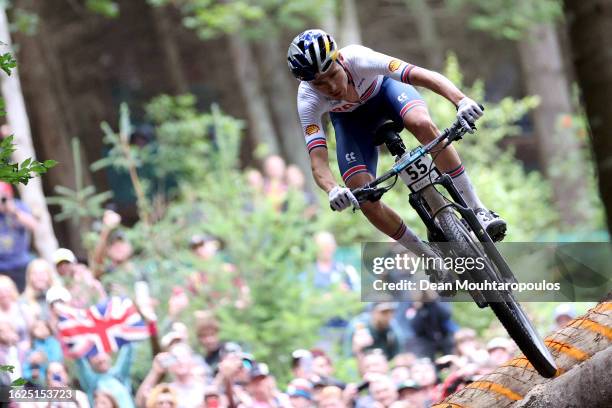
[305,124,320,135]
[388,59,402,72]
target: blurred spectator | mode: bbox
[187,236,249,310]
[137,344,206,408]
[408,358,437,404]
[92,210,136,280]
[194,311,225,373]
[22,319,63,385]
[345,302,402,360]
[21,258,57,319]
[309,231,359,291]
[553,303,576,330]
[291,349,314,379]
[75,343,135,408]
[287,378,314,408]
[0,320,21,383]
[360,350,389,378]
[244,362,290,407]
[311,349,335,379]
[0,275,32,353]
[53,248,106,308]
[396,379,424,406]
[369,374,399,407]
[94,389,120,408]
[0,181,38,292]
[263,155,288,211]
[406,291,456,359]
[285,165,317,217]
[246,168,265,196]
[453,328,489,365]
[146,383,178,408]
[486,337,514,366]
[46,361,91,407]
[316,386,344,408]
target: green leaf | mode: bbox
[11,378,26,386]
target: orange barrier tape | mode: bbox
[545,339,590,361]
[502,356,534,370]
[592,302,612,313]
[568,318,612,340]
[466,380,523,401]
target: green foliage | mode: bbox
[85,0,119,18]
[0,364,26,386]
[149,0,328,39]
[318,54,558,244]
[0,136,57,184]
[95,96,361,382]
[446,0,562,39]
[46,138,112,225]
[0,51,16,75]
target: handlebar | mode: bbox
[330,109,484,211]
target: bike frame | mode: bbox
[353,119,519,303]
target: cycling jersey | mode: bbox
[296,44,427,182]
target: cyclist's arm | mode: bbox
[408,67,465,107]
[310,147,337,193]
[354,45,465,106]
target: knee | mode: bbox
[404,110,437,141]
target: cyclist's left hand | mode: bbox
[456,97,483,133]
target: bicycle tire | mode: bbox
[436,210,558,378]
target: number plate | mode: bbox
[400,155,441,192]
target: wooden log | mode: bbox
[432,300,612,408]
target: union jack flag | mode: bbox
[56,296,149,358]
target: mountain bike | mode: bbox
[347,117,558,378]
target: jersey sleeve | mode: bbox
[297,84,329,154]
[351,45,417,84]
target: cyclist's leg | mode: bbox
[382,79,485,210]
[331,111,422,247]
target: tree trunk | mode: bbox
[517,23,588,229]
[563,0,612,236]
[338,0,362,45]
[256,36,315,191]
[513,347,612,408]
[433,299,612,408]
[404,0,444,70]
[150,4,189,94]
[0,6,59,261]
[320,0,338,35]
[227,34,280,154]
[12,3,87,253]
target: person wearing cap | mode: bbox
[486,337,514,366]
[0,181,38,292]
[52,248,106,308]
[287,378,314,408]
[345,302,402,360]
[245,362,291,408]
[91,209,136,279]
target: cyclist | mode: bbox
[287,29,506,248]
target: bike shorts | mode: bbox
[330,77,426,184]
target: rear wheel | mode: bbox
[436,210,558,378]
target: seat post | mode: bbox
[374,121,406,158]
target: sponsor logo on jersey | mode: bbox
[305,124,320,135]
[345,152,357,163]
[388,59,402,72]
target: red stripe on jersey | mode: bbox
[342,165,368,182]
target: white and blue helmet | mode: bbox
[287,29,338,81]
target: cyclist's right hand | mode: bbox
[329,185,360,211]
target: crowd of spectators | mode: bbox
[0,161,575,408]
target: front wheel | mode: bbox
[436,210,558,378]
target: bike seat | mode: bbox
[373,121,404,146]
